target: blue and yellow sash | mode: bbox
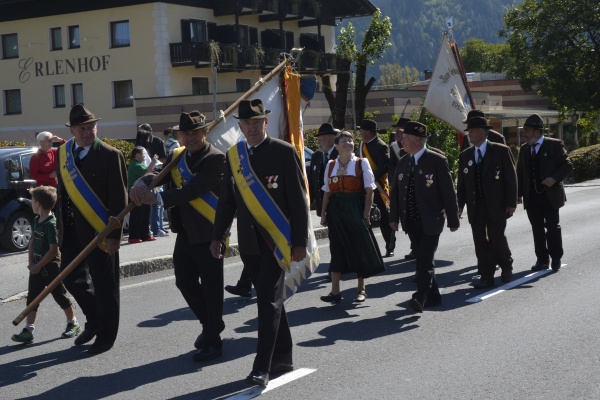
[170,147,219,224]
[59,139,108,251]
[228,142,292,271]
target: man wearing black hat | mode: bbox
[516,114,572,271]
[131,111,226,362]
[457,116,517,288]
[56,104,127,354]
[460,110,506,152]
[210,98,309,387]
[359,119,396,257]
[389,121,460,313]
[309,123,339,217]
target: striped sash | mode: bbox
[361,142,390,203]
[228,142,292,271]
[170,147,219,224]
[59,139,108,251]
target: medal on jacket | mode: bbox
[425,174,434,187]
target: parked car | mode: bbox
[304,147,314,171]
[0,147,37,252]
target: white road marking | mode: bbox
[466,264,566,303]
[224,368,316,400]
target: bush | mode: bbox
[568,144,600,182]
[0,141,27,147]
[102,138,135,164]
[304,128,318,151]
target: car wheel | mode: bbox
[2,211,32,252]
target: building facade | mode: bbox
[0,0,375,142]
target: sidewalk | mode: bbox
[119,210,328,278]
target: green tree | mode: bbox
[322,9,392,129]
[378,63,420,87]
[460,38,508,73]
[500,0,600,112]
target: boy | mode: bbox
[12,186,80,344]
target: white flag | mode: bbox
[423,35,471,131]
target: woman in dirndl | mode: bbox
[319,131,385,304]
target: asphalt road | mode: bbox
[1,181,599,399]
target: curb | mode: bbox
[120,226,329,278]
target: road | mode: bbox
[1,182,599,399]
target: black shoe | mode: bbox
[87,342,112,355]
[225,285,252,298]
[320,292,342,305]
[424,297,442,308]
[409,298,424,313]
[194,333,205,350]
[384,250,394,258]
[500,269,513,283]
[193,345,222,362]
[531,262,549,271]
[551,259,561,271]
[74,329,97,346]
[246,370,269,386]
[473,277,495,289]
[404,250,416,260]
[270,361,294,374]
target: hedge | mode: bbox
[568,144,600,182]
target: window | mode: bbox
[236,79,251,92]
[2,33,19,59]
[53,85,65,108]
[192,77,209,95]
[182,19,207,42]
[50,27,62,51]
[113,80,133,108]
[71,83,83,105]
[68,25,80,49]
[110,21,130,48]
[4,89,22,115]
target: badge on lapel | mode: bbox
[425,174,434,187]
[266,175,279,189]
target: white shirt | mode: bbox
[322,154,376,192]
[532,136,544,155]
[412,146,427,165]
[475,139,488,163]
[74,144,91,159]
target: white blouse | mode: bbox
[322,154,377,192]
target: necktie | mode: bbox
[477,148,483,164]
[410,155,416,169]
[531,143,538,159]
[248,146,255,156]
[74,146,84,160]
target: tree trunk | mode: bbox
[321,59,352,129]
[354,57,376,125]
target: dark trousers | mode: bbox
[407,219,441,304]
[61,229,120,345]
[470,203,512,278]
[234,264,253,291]
[526,191,563,263]
[373,192,395,251]
[240,238,292,372]
[173,233,224,347]
[27,261,72,312]
[128,203,151,240]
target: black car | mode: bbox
[0,147,37,252]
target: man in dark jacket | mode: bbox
[389,122,460,313]
[57,104,127,355]
[359,119,395,257]
[130,111,226,362]
[460,110,506,152]
[457,116,517,288]
[516,114,572,271]
[308,123,338,217]
[210,99,309,387]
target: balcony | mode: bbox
[169,42,347,74]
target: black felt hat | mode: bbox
[65,104,101,127]
[462,109,485,124]
[316,123,338,136]
[358,119,377,132]
[233,99,271,119]
[179,111,209,131]
[520,114,544,130]
[403,121,430,137]
[391,117,411,128]
[464,116,493,131]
